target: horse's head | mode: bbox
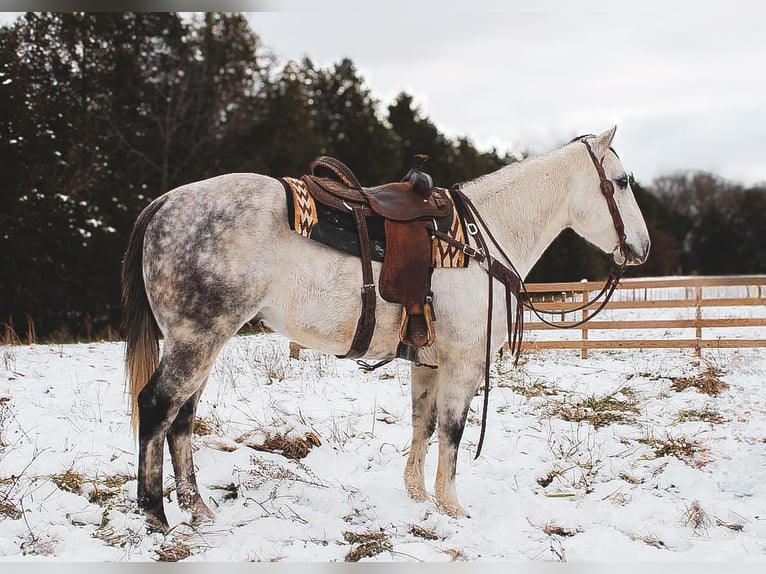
[567,126,650,267]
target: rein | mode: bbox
[431,138,629,458]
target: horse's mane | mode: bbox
[462,132,617,192]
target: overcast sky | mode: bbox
[3,3,766,185]
[246,2,766,186]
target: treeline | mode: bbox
[0,12,764,342]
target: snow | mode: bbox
[1,321,765,562]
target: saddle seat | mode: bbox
[307,156,452,221]
[301,155,452,362]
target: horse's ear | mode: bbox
[592,126,617,159]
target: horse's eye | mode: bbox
[615,174,630,189]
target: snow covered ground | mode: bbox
[1,322,765,562]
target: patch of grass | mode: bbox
[675,407,726,424]
[50,468,86,494]
[499,375,558,397]
[602,490,631,505]
[210,482,239,501]
[0,396,12,448]
[47,469,134,506]
[87,473,133,505]
[237,431,322,460]
[156,539,192,562]
[636,535,667,549]
[618,472,645,485]
[682,500,711,534]
[549,391,639,429]
[715,518,744,532]
[670,366,728,396]
[640,435,709,468]
[537,469,561,488]
[441,548,469,561]
[408,524,439,540]
[20,533,55,556]
[543,524,582,537]
[0,498,22,519]
[343,530,392,562]
[192,417,214,436]
[241,457,327,491]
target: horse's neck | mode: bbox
[462,149,572,278]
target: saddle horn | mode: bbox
[403,154,433,198]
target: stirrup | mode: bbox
[398,304,436,348]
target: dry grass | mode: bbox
[543,524,582,537]
[87,473,133,505]
[156,539,192,562]
[0,396,11,448]
[670,365,729,396]
[682,500,712,534]
[237,431,322,460]
[342,530,392,562]
[408,524,440,540]
[2,322,22,346]
[503,378,559,398]
[441,548,469,561]
[537,469,561,487]
[50,468,86,494]
[618,472,645,485]
[48,469,134,507]
[642,435,709,468]
[192,416,214,436]
[0,498,22,519]
[635,534,667,549]
[715,518,744,532]
[209,482,239,501]
[675,407,726,424]
[548,391,639,429]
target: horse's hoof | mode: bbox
[405,485,429,502]
[145,514,170,534]
[191,501,216,525]
[436,499,470,518]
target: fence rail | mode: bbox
[520,274,766,358]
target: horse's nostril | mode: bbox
[629,240,650,264]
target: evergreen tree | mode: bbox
[309,58,399,184]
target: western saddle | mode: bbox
[302,155,453,364]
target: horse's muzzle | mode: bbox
[624,238,650,266]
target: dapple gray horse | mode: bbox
[122,126,650,531]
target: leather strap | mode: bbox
[581,139,628,263]
[447,187,524,459]
[337,205,377,359]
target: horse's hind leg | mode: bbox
[404,364,439,501]
[137,338,222,531]
[166,382,214,524]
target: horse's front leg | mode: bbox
[404,364,439,501]
[434,358,483,517]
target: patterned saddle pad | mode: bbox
[280,177,469,268]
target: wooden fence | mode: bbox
[521,275,766,358]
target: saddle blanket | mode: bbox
[280,177,469,268]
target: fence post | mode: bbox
[694,285,702,357]
[581,279,589,359]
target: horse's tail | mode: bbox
[121,194,170,436]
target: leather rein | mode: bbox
[430,138,629,457]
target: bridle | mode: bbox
[430,136,631,457]
[580,136,629,265]
[518,137,629,330]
